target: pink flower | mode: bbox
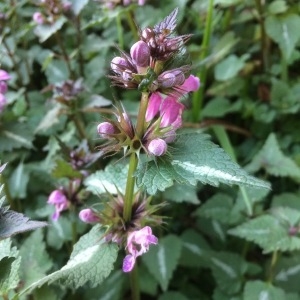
[0,70,11,81]
[123,226,158,272]
[32,12,44,25]
[47,189,69,221]
[177,75,200,93]
[160,97,184,128]
[0,81,8,94]
[79,208,100,223]
[145,93,162,122]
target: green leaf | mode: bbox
[202,97,241,118]
[163,183,200,204]
[19,230,53,288]
[214,55,247,81]
[84,162,129,195]
[0,257,15,289]
[0,239,21,294]
[265,14,300,60]
[210,252,247,294]
[22,225,118,294]
[243,281,286,300]
[45,59,70,84]
[246,133,300,181]
[268,0,288,14]
[195,193,240,225]
[228,215,300,253]
[180,229,211,268]
[142,234,182,292]
[0,123,34,152]
[34,17,67,43]
[158,291,189,300]
[34,105,62,133]
[274,256,300,293]
[272,193,300,210]
[0,208,47,240]
[51,159,82,179]
[70,0,89,15]
[136,132,270,195]
[8,161,30,199]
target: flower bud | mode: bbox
[0,93,6,113]
[111,57,129,74]
[138,0,146,5]
[123,254,136,272]
[147,138,167,156]
[0,70,11,81]
[159,69,185,88]
[0,82,7,94]
[79,208,100,223]
[32,12,44,25]
[130,41,150,68]
[97,122,116,138]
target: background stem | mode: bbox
[192,0,214,122]
[212,125,253,216]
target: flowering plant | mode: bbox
[1,1,299,299]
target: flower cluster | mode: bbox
[97,8,200,157]
[32,0,72,25]
[123,226,157,272]
[47,179,82,221]
[0,69,11,113]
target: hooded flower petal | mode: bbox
[160,97,184,128]
[179,75,200,93]
[146,93,163,122]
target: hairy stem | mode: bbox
[212,125,253,216]
[130,263,140,300]
[192,0,214,122]
[136,92,149,138]
[123,153,138,222]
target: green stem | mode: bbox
[71,113,93,151]
[54,32,74,78]
[116,13,124,50]
[130,263,140,300]
[75,15,84,78]
[255,0,269,72]
[123,153,138,222]
[212,125,253,216]
[267,250,279,284]
[135,92,149,138]
[71,220,77,246]
[126,10,139,41]
[192,0,214,122]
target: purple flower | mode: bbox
[0,93,6,113]
[0,70,11,81]
[79,208,100,223]
[33,12,44,25]
[147,138,167,156]
[47,189,69,221]
[123,226,158,272]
